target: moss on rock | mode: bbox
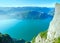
[53,37,60,43]
[31,31,47,43]
[40,31,47,39]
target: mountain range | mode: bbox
[0,7,54,19]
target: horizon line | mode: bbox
[0,6,55,8]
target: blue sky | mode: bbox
[0,0,59,7]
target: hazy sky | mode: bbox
[0,0,59,7]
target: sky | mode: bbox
[0,0,59,7]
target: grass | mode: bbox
[40,31,47,39]
[53,37,60,43]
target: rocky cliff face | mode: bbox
[32,3,60,43]
[47,3,60,41]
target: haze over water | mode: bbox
[0,17,52,41]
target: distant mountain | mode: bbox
[26,11,51,19]
[0,7,54,19]
[9,7,54,19]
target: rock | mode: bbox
[31,31,47,43]
[32,3,60,43]
[0,33,14,43]
[0,33,31,43]
[47,3,60,41]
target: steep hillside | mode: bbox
[0,33,31,43]
[31,3,60,43]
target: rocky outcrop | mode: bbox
[47,3,60,42]
[0,33,31,43]
[31,3,60,43]
[0,33,14,43]
[31,31,47,43]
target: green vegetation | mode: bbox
[53,37,60,43]
[32,31,47,43]
[40,31,47,39]
[31,36,36,43]
[0,33,31,43]
[0,33,14,43]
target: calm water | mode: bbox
[0,18,52,41]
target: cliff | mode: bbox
[31,3,60,43]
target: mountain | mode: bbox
[0,7,54,19]
[0,7,55,43]
[31,4,60,43]
[0,33,31,43]
[0,33,14,43]
[26,11,52,19]
[10,7,54,19]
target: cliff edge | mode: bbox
[32,3,60,43]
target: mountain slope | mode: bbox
[31,3,60,43]
[0,7,54,19]
[0,33,31,43]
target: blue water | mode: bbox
[0,18,52,41]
